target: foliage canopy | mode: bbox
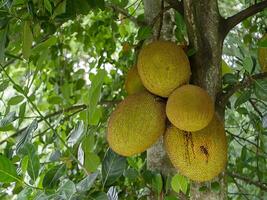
[0,0,266,199]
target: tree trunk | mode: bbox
[183,0,226,199]
[144,0,227,199]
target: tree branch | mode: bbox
[164,0,183,14]
[105,2,146,26]
[249,99,263,118]
[222,0,267,38]
[227,172,267,191]
[0,101,119,145]
[217,72,267,107]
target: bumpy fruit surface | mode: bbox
[166,84,214,132]
[258,34,267,72]
[137,40,191,97]
[107,92,166,156]
[164,115,227,182]
[125,66,146,95]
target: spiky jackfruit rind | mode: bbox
[107,92,166,157]
[166,84,214,132]
[137,40,191,97]
[164,115,227,182]
[258,34,267,72]
[125,66,146,95]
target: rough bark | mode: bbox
[183,0,226,199]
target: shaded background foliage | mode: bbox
[0,0,266,199]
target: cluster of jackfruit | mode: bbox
[107,40,227,182]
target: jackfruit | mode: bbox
[137,40,191,97]
[258,34,267,72]
[125,66,146,95]
[107,91,166,156]
[164,115,227,182]
[166,84,214,132]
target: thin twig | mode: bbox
[105,2,146,26]
[156,0,165,40]
[150,6,172,27]
[232,177,250,200]
[119,0,143,22]
[164,0,184,14]
[227,172,267,191]
[0,65,90,175]
[0,100,119,145]
[249,99,263,118]
[222,0,267,38]
[217,72,267,107]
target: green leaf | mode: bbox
[171,174,188,194]
[16,120,38,155]
[236,107,249,115]
[102,149,126,186]
[32,36,57,54]
[124,168,138,181]
[234,90,251,108]
[44,0,52,14]
[91,192,108,200]
[0,111,17,127]
[68,121,84,146]
[53,0,66,17]
[111,0,127,7]
[258,38,267,48]
[254,80,267,101]
[57,180,76,199]
[84,152,100,173]
[186,48,197,57]
[21,156,28,175]
[8,95,24,105]
[65,0,91,16]
[0,81,9,92]
[42,164,66,189]
[19,143,40,181]
[0,155,19,183]
[16,187,32,200]
[137,26,152,40]
[0,124,14,131]
[222,60,233,75]
[151,173,163,194]
[76,172,98,192]
[47,96,63,104]
[223,73,238,85]
[82,135,95,153]
[243,57,253,73]
[22,21,33,59]
[86,69,106,125]
[0,26,7,63]
[89,107,102,125]
[18,102,26,125]
[175,12,186,42]
[211,181,220,192]
[87,0,105,9]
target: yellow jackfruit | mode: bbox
[137,40,191,97]
[164,115,227,182]
[107,91,166,156]
[166,85,214,132]
[125,66,146,95]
